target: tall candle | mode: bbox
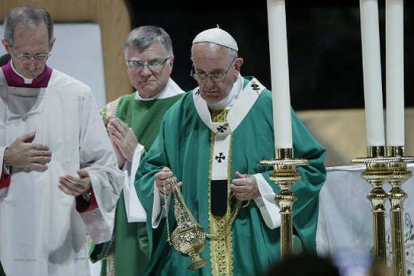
[267,0,293,150]
[386,0,404,147]
[360,0,386,146]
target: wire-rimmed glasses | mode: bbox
[191,57,237,82]
[126,57,171,72]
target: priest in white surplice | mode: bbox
[0,5,123,276]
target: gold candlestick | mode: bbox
[260,148,308,259]
[386,146,414,276]
[352,146,392,264]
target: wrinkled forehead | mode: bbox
[126,42,168,60]
[191,43,231,70]
[192,42,230,58]
[13,21,48,36]
[11,22,49,44]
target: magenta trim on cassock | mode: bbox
[1,61,52,88]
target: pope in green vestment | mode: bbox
[135,75,326,276]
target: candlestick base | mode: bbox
[352,146,414,270]
[385,146,414,276]
[352,153,392,265]
[260,149,308,259]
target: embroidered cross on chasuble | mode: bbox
[187,78,265,275]
[209,109,240,275]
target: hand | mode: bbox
[231,171,260,201]
[155,167,174,195]
[109,137,127,168]
[105,116,126,167]
[108,117,138,163]
[4,132,52,172]
[58,170,91,197]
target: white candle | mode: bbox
[386,0,404,147]
[267,0,293,150]
[360,0,386,146]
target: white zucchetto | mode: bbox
[192,27,238,51]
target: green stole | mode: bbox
[92,92,183,276]
[117,93,184,150]
[136,76,327,276]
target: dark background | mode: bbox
[125,0,414,111]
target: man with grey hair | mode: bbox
[91,25,184,276]
[136,27,326,275]
[0,5,123,276]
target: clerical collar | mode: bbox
[207,74,243,111]
[135,78,183,101]
[1,60,52,88]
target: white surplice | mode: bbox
[0,69,123,276]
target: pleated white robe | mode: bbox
[0,69,123,276]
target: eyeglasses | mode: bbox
[191,57,237,82]
[126,57,171,71]
[10,47,51,62]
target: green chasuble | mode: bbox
[91,91,184,276]
[135,76,326,276]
